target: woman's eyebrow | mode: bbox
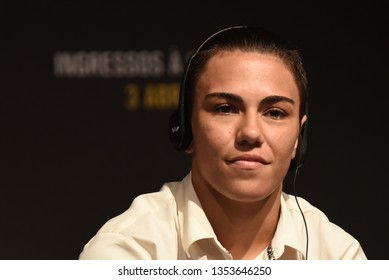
[204,92,243,103]
[204,92,295,106]
[260,95,295,106]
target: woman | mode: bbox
[80,26,366,260]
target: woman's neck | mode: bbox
[194,180,282,259]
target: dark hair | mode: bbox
[184,26,308,120]
[169,26,309,153]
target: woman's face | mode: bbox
[190,50,306,202]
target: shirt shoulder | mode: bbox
[79,182,181,259]
[99,183,179,232]
[282,193,367,259]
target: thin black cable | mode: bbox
[293,165,309,260]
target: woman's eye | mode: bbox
[266,109,286,119]
[214,104,237,114]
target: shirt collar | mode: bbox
[175,172,221,258]
[174,173,307,260]
[271,193,307,259]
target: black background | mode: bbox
[1,1,388,259]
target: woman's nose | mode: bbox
[235,112,263,148]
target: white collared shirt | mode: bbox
[79,173,366,260]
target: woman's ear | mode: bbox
[292,115,308,158]
[300,115,308,128]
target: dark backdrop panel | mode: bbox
[1,1,388,259]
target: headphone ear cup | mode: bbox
[168,107,192,151]
[168,109,184,151]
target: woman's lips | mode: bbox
[226,154,270,169]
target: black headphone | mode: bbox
[168,26,308,172]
